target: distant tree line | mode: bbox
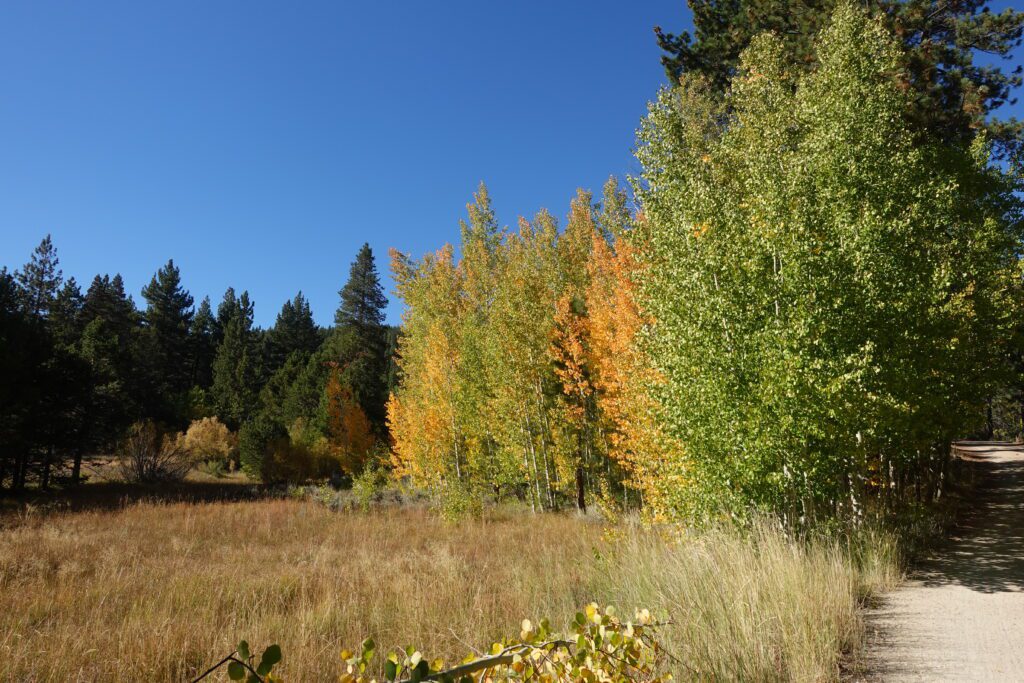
[0,238,394,491]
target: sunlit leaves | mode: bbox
[332,604,670,683]
[635,2,1023,518]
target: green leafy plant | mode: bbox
[192,640,282,683]
[203,605,669,682]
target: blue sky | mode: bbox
[0,1,1020,327]
[0,1,683,326]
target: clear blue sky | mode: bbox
[0,0,683,327]
[1,2,1020,327]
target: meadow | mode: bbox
[0,496,901,682]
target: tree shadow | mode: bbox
[914,443,1024,594]
[0,478,268,520]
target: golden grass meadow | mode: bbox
[0,497,901,682]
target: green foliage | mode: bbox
[655,0,1024,158]
[2,233,391,491]
[335,243,390,430]
[193,640,282,683]
[637,3,1024,518]
[265,292,320,375]
[197,459,228,478]
[238,414,287,481]
[190,296,219,390]
[212,289,260,430]
[436,479,484,523]
[140,258,195,422]
[352,458,390,512]
[14,233,62,317]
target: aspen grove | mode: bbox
[387,4,1024,521]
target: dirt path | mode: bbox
[864,442,1024,681]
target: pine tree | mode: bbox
[266,291,320,373]
[80,273,141,439]
[50,278,84,348]
[16,234,62,318]
[0,269,45,489]
[141,259,195,420]
[655,0,1024,156]
[211,289,259,429]
[334,244,389,429]
[189,296,218,389]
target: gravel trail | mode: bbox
[864,443,1024,682]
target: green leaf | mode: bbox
[261,644,282,667]
[410,659,429,683]
[385,659,398,681]
[362,637,376,653]
[237,641,251,661]
[227,661,245,680]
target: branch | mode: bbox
[405,640,573,682]
[191,652,266,683]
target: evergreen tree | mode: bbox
[334,244,389,429]
[211,289,259,429]
[0,269,43,489]
[654,0,1024,156]
[80,274,142,449]
[141,259,195,421]
[216,287,237,331]
[82,274,137,333]
[189,296,218,389]
[266,292,320,374]
[50,278,84,348]
[15,234,62,318]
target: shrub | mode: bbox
[351,461,389,512]
[262,439,329,484]
[238,415,287,481]
[116,421,193,483]
[184,417,234,464]
[437,479,483,523]
[197,459,228,478]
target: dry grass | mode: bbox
[597,523,901,681]
[0,499,899,681]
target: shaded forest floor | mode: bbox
[0,460,260,522]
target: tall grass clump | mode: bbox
[598,520,901,681]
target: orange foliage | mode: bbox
[325,368,375,474]
[586,229,683,514]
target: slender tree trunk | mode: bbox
[1018,392,1024,443]
[71,448,83,485]
[986,398,994,440]
[524,418,543,511]
[41,455,51,490]
[534,382,555,510]
[575,466,586,513]
[13,453,27,492]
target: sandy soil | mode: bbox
[863,443,1024,682]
